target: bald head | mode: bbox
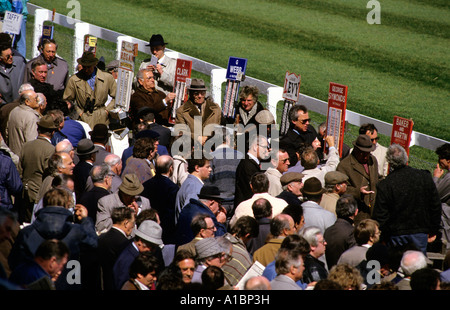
[104,153,122,175]
[155,155,174,176]
[56,140,74,157]
[244,276,272,290]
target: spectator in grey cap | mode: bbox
[105,60,119,80]
[191,237,227,284]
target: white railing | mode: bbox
[28,4,448,151]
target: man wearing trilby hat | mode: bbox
[139,34,177,95]
[63,51,117,129]
[336,134,380,218]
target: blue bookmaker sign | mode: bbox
[226,56,247,81]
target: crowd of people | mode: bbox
[0,31,449,292]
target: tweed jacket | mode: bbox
[7,104,40,156]
[129,86,169,125]
[96,191,151,234]
[252,237,284,267]
[19,136,55,203]
[63,68,116,128]
[336,151,379,211]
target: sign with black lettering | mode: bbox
[280,71,301,136]
[2,11,23,35]
[326,82,348,157]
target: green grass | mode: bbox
[26,0,449,171]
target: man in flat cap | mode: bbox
[63,51,117,129]
[139,34,177,95]
[319,171,349,216]
[17,114,58,223]
[276,172,305,208]
[336,134,380,218]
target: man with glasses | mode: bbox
[130,68,176,127]
[0,44,26,105]
[280,104,319,167]
[358,123,388,177]
[175,185,227,247]
[175,78,223,145]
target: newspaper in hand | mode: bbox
[236,260,266,290]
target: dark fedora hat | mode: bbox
[302,177,325,196]
[37,114,58,130]
[146,34,168,47]
[75,138,99,156]
[197,186,225,202]
[352,134,376,153]
[187,78,207,91]
[77,51,99,67]
[89,124,111,140]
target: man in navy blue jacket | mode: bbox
[175,186,227,247]
[0,151,23,210]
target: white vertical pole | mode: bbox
[267,86,283,123]
[32,9,51,59]
[210,68,227,107]
[73,22,90,73]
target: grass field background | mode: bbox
[26,0,449,170]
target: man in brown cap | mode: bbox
[175,78,223,145]
[63,51,117,129]
[320,171,349,216]
[336,134,380,218]
[276,172,305,207]
[96,173,151,234]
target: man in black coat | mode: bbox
[73,138,98,199]
[324,194,358,269]
[78,163,112,223]
[234,135,269,209]
[280,104,319,167]
[97,207,135,290]
[372,144,442,255]
[142,155,179,244]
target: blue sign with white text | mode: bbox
[226,56,247,81]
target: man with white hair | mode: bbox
[372,144,442,255]
[395,250,429,290]
[104,153,123,193]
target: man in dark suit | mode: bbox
[280,104,319,167]
[234,135,269,210]
[89,123,112,166]
[142,155,179,244]
[78,163,112,223]
[113,220,165,290]
[324,194,358,269]
[135,107,171,149]
[97,207,135,290]
[73,138,98,199]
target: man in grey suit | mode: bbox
[270,247,305,290]
[96,173,151,234]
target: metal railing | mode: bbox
[28,4,448,152]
